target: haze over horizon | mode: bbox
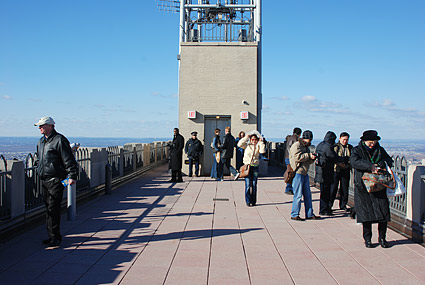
[1,0,424,140]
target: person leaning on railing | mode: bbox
[350,130,393,249]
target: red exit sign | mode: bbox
[240,111,249,120]
[188,111,196,119]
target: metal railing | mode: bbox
[24,153,43,211]
[0,155,11,220]
[389,156,408,215]
[0,142,170,225]
[75,148,91,191]
[107,146,121,178]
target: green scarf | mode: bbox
[362,142,382,164]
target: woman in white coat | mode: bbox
[237,132,266,206]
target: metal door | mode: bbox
[203,117,231,175]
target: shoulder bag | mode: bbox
[239,146,256,178]
[283,163,300,184]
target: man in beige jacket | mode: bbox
[289,130,321,220]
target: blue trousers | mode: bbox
[245,166,259,205]
[291,173,314,218]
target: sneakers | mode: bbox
[234,172,240,180]
[285,190,294,195]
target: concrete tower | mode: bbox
[164,0,262,175]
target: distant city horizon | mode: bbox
[1,136,424,163]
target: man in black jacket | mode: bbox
[35,116,78,248]
[169,128,185,182]
[220,126,239,180]
[315,131,343,216]
[184,131,203,177]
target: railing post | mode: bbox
[9,160,25,219]
[133,146,137,172]
[67,183,76,221]
[406,165,425,223]
[119,148,124,177]
[105,163,112,195]
[145,144,150,166]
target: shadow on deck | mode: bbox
[0,165,424,284]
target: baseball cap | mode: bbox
[34,116,55,126]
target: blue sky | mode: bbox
[1,0,424,140]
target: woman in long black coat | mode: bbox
[350,130,393,248]
[169,128,185,182]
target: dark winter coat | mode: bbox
[185,138,203,159]
[36,129,78,180]
[170,133,184,170]
[221,133,236,159]
[315,131,340,184]
[351,141,393,223]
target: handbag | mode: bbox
[283,163,300,184]
[362,164,395,193]
[215,152,221,163]
[386,163,406,197]
[239,146,256,178]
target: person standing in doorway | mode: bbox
[284,127,302,195]
[169,128,184,182]
[211,128,222,180]
[330,132,353,212]
[185,131,203,177]
[34,116,78,248]
[220,126,240,180]
[235,131,246,170]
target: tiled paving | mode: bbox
[0,165,424,284]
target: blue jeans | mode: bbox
[245,166,259,205]
[285,158,293,193]
[291,173,314,218]
[211,153,218,178]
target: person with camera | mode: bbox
[185,131,203,177]
[351,130,393,248]
[169,128,185,182]
[289,130,320,220]
[329,132,353,212]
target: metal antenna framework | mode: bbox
[158,0,261,43]
[156,0,180,13]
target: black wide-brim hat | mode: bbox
[360,130,381,141]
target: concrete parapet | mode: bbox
[407,165,425,224]
[89,148,108,188]
[8,160,25,218]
